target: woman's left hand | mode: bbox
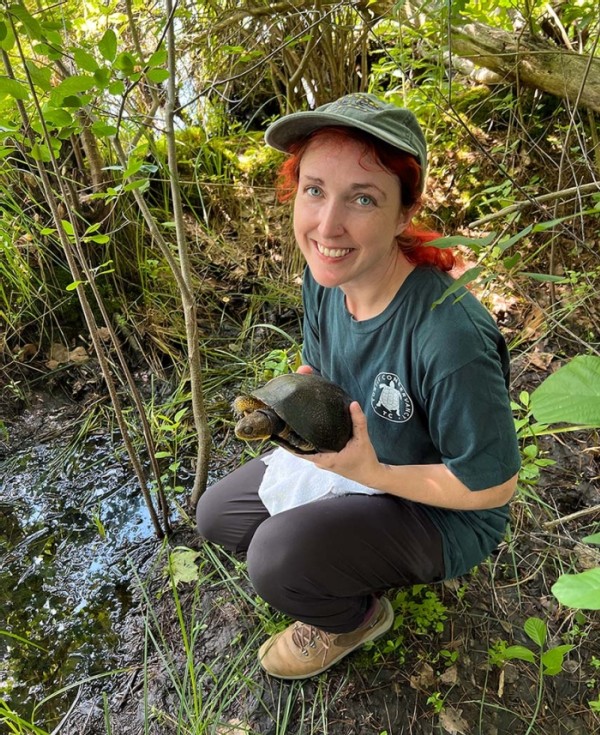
[299,401,382,486]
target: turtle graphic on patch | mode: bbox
[371,372,413,423]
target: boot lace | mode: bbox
[291,622,333,658]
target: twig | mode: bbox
[543,504,600,530]
[468,182,600,227]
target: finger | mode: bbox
[296,364,314,375]
[349,401,368,436]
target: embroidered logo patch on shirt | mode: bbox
[371,372,414,423]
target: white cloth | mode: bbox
[258,446,384,515]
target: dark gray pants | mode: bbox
[196,456,445,633]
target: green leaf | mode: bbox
[61,95,83,108]
[114,51,136,74]
[497,224,533,253]
[108,80,125,95]
[582,532,600,545]
[0,76,28,100]
[43,107,73,127]
[524,617,547,646]
[61,219,75,236]
[25,61,52,92]
[9,4,43,40]
[93,67,111,87]
[54,74,97,97]
[530,355,600,427]
[518,272,569,283]
[30,142,52,161]
[98,29,117,62]
[502,645,536,663]
[147,67,169,83]
[552,569,600,610]
[0,20,15,51]
[66,280,83,291]
[428,232,496,253]
[74,48,99,73]
[541,645,574,675]
[503,253,521,269]
[431,266,484,309]
[148,48,167,67]
[91,122,117,137]
[123,179,149,192]
[167,547,201,586]
[87,234,110,244]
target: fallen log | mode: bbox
[451,21,600,113]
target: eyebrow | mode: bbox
[301,175,387,199]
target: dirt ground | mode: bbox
[3,341,600,735]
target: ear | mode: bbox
[395,201,421,236]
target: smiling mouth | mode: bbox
[316,243,352,259]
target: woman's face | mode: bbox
[293,135,409,292]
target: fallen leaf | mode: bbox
[15,343,38,361]
[527,351,555,370]
[440,665,459,685]
[409,662,435,690]
[439,706,470,734]
[69,346,89,364]
[49,343,69,363]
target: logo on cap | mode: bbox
[328,94,382,115]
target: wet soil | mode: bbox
[2,352,600,735]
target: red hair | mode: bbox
[276,127,455,272]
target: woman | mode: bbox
[196,93,521,680]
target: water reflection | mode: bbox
[0,416,155,717]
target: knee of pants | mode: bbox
[246,515,318,607]
[195,487,229,548]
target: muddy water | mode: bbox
[0,393,156,721]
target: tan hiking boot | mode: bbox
[258,597,394,679]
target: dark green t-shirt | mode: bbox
[302,265,521,578]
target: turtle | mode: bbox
[232,373,353,454]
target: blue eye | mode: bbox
[357,194,374,206]
[306,186,322,197]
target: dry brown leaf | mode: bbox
[49,343,69,363]
[439,706,470,734]
[521,306,546,341]
[68,346,89,364]
[409,662,435,690]
[15,343,38,361]
[440,665,459,685]
[527,351,555,370]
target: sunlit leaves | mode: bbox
[0,76,28,100]
[73,48,99,73]
[98,29,117,62]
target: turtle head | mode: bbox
[234,408,285,442]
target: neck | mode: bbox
[343,252,415,321]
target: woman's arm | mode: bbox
[307,401,518,511]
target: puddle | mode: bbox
[0,396,156,719]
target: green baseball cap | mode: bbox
[265,93,428,188]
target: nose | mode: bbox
[317,199,345,239]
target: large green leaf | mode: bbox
[530,355,600,426]
[552,569,600,610]
[0,76,28,100]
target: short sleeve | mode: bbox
[425,349,521,490]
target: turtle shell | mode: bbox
[245,373,353,453]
